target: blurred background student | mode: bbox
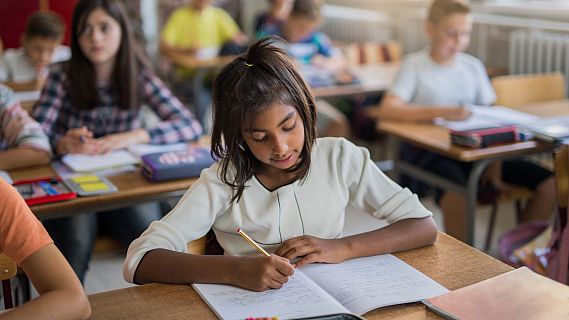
[0,11,70,91]
[160,0,249,130]
[0,84,51,169]
[32,0,203,283]
[258,0,350,138]
[367,0,555,242]
[254,0,293,36]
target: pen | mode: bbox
[237,228,270,257]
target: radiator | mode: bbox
[320,5,392,43]
[509,29,569,93]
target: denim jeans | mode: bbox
[43,202,163,283]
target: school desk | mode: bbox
[87,232,513,319]
[310,62,399,99]
[377,100,569,246]
[7,164,197,221]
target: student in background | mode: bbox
[0,179,91,319]
[0,84,51,169]
[254,0,293,36]
[258,0,350,137]
[124,38,437,292]
[160,0,249,130]
[0,11,70,91]
[33,0,203,282]
[160,0,249,60]
[367,0,555,242]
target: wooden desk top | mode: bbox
[166,51,235,70]
[8,165,196,220]
[88,233,512,320]
[378,100,569,162]
[311,63,399,99]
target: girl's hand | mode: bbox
[57,127,97,155]
[274,236,349,268]
[96,129,149,154]
[232,254,295,292]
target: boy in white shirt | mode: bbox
[368,0,555,242]
[0,11,70,91]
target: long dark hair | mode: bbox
[211,37,317,203]
[67,0,148,110]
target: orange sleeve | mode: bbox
[0,179,53,265]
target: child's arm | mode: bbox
[367,93,471,122]
[3,244,91,320]
[274,216,437,268]
[133,249,294,292]
[0,148,50,170]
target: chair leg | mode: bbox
[485,202,499,252]
[2,279,13,309]
[515,200,524,223]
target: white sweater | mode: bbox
[123,137,432,283]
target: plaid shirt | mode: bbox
[33,62,203,149]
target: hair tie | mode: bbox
[245,62,253,67]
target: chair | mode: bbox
[342,41,401,68]
[484,72,567,251]
[492,72,566,108]
[0,254,18,309]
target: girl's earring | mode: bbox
[239,144,246,151]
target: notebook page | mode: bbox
[62,150,139,172]
[301,254,449,315]
[192,270,349,320]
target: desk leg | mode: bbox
[466,160,493,245]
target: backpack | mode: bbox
[498,144,569,284]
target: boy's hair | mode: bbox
[25,11,65,40]
[290,0,322,20]
[211,37,317,203]
[67,0,149,111]
[427,0,471,24]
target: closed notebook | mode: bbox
[141,147,214,181]
[423,267,569,320]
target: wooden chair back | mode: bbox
[492,72,566,108]
[0,254,18,309]
[342,41,401,68]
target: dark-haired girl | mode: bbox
[125,37,437,292]
[33,0,203,282]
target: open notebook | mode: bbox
[193,254,448,320]
[61,150,139,172]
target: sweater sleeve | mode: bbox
[140,69,203,144]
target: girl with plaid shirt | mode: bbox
[32,0,203,282]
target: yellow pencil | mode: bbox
[237,228,270,256]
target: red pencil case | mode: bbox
[450,125,520,148]
[13,177,77,206]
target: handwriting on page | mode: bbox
[193,271,347,319]
[301,254,448,315]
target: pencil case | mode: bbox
[13,177,77,206]
[450,125,520,148]
[141,147,215,181]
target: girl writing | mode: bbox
[124,37,437,292]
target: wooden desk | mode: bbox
[88,232,512,319]
[7,165,196,221]
[378,101,569,245]
[311,63,399,99]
